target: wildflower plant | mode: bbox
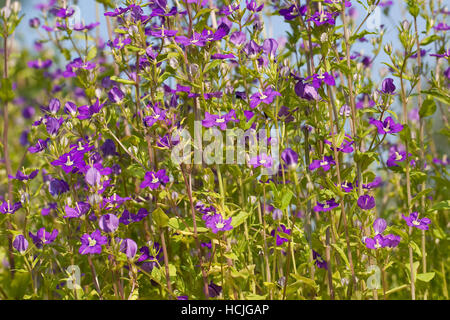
[0,0,448,301]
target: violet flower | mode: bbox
[249,153,273,169]
[99,214,120,233]
[309,155,335,172]
[140,169,170,190]
[314,199,339,212]
[13,235,28,253]
[380,78,396,94]
[369,116,403,134]
[51,153,85,174]
[249,87,281,109]
[270,224,291,246]
[29,228,59,248]
[202,109,239,130]
[312,250,327,269]
[281,148,298,168]
[119,238,138,259]
[0,201,22,214]
[9,170,39,181]
[79,230,107,255]
[357,195,375,210]
[206,214,233,234]
[402,212,431,230]
[64,202,91,219]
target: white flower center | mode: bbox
[152,177,159,184]
[260,159,267,164]
[374,239,381,249]
[65,157,74,166]
[320,161,328,166]
[412,220,420,226]
[216,222,225,229]
[216,118,225,123]
[89,237,97,247]
[395,152,403,161]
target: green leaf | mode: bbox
[280,188,294,210]
[86,46,97,61]
[331,244,350,269]
[420,35,440,46]
[416,272,435,282]
[419,99,436,118]
[153,207,169,228]
[110,75,135,85]
[230,211,250,228]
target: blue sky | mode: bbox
[15,0,430,83]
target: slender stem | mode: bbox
[180,166,210,298]
[87,255,103,300]
[159,227,173,299]
[2,33,16,279]
[399,50,415,301]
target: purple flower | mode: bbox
[120,208,149,225]
[364,234,386,249]
[246,0,264,12]
[249,87,281,109]
[402,212,431,230]
[174,32,207,47]
[270,224,291,246]
[9,169,39,181]
[51,152,85,174]
[0,201,22,214]
[324,134,354,153]
[49,179,70,196]
[201,109,239,130]
[13,235,28,253]
[64,202,91,219]
[312,250,327,269]
[79,230,108,255]
[380,78,396,94]
[99,214,120,233]
[230,32,246,46]
[281,148,298,168]
[295,80,319,101]
[357,195,375,210]
[340,181,354,192]
[314,199,339,212]
[100,139,118,157]
[143,104,166,127]
[119,238,138,259]
[279,4,307,20]
[384,234,401,248]
[28,59,52,69]
[386,149,408,167]
[433,22,450,31]
[140,169,170,190]
[77,99,104,120]
[363,177,383,190]
[108,86,125,103]
[29,228,58,248]
[307,10,337,26]
[206,281,222,298]
[205,214,233,234]
[309,156,335,172]
[373,218,387,234]
[369,117,403,134]
[249,153,273,169]
[85,166,102,187]
[307,72,336,88]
